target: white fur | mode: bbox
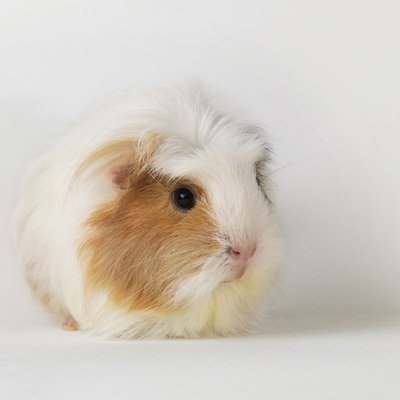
[13,79,282,339]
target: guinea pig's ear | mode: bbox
[75,133,162,190]
[106,163,135,192]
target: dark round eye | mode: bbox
[172,187,196,212]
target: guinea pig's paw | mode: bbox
[61,315,79,331]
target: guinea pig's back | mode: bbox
[13,99,145,320]
[13,145,75,316]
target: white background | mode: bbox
[1,1,400,399]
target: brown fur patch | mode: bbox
[78,138,219,315]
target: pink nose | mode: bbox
[228,243,257,261]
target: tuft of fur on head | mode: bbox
[13,78,282,339]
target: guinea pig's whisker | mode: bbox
[163,176,181,192]
[278,218,315,234]
[142,166,166,189]
[267,157,316,177]
[142,166,181,192]
[269,275,296,298]
[282,260,312,278]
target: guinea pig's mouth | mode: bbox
[223,260,251,283]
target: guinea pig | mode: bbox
[13,79,282,339]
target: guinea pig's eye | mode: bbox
[172,187,196,212]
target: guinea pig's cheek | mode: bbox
[79,173,221,315]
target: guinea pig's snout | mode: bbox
[228,243,257,262]
[226,242,257,280]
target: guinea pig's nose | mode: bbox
[228,243,257,261]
